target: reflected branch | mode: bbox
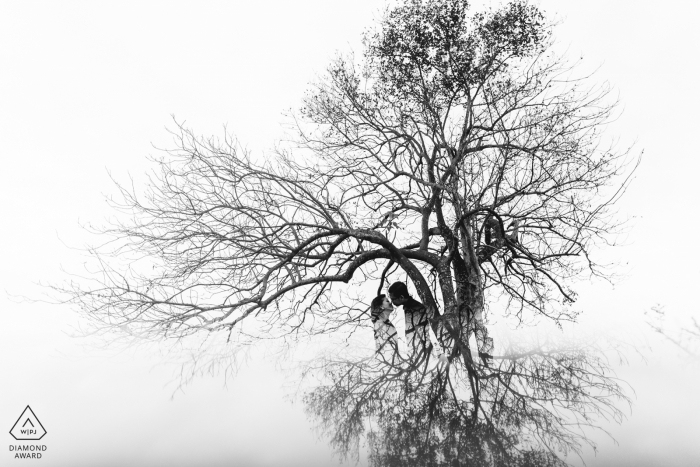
[302,335,627,466]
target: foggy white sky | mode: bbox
[1,1,699,465]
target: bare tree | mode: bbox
[57,0,635,463]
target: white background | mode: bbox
[1,1,699,465]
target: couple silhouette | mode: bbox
[370,281,430,355]
[370,281,493,364]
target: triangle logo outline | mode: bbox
[9,406,47,441]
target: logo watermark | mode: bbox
[8,406,47,460]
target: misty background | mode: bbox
[1,1,699,465]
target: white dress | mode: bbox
[372,308,398,354]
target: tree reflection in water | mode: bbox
[303,337,626,466]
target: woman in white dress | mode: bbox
[370,294,399,355]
